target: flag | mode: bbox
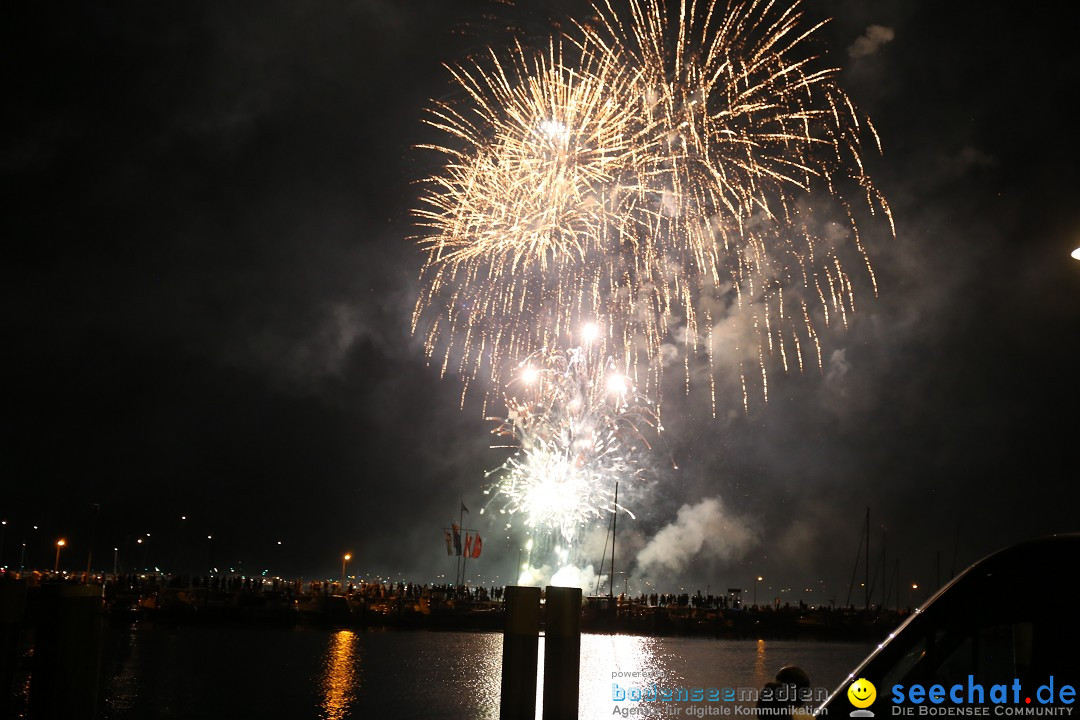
[464,532,473,557]
[444,530,452,556]
[472,534,482,559]
[461,502,469,514]
[452,523,462,556]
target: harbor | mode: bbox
[1,572,881,720]
[5,571,908,640]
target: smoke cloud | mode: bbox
[634,497,756,578]
[518,563,605,595]
[849,25,895,59]
[826,348,852,385]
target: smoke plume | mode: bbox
[849,25,895,59]
[634,497,756,578]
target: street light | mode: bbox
[54,539,66,572]
[755,576,763,608]
[342,553,352,594]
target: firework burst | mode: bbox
[411,37,654,407]
[484,341,660,545]
[413,0,893,411]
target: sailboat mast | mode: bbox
[865,507,870,611]
[610,482,618,599]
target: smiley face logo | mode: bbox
[847,678,877,708]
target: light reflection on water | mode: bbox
[575,634,673,719]
[755,638,769,687]
[570,634,861,720]
[320,630,358,720]
[102,625,873,720]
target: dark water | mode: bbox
[100,623,875,720]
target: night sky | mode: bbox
[4,0,1078,605]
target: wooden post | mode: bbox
[30,582,106,719]
[0,579,28,719]
[500,585,541,720]
[543,585,581,720]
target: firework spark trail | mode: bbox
[412,0,893,412]
[483,342,660,545]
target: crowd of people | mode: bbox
[3,568,907,621]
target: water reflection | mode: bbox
[577,634,673,719]
[103,630,142,715]
[459,632,502,718]
[754,638,769,688]
[94,625,872,720]
[319,630,358,720]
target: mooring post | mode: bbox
[542,585,581,720]
[30,582,106,720]
[0,578,28,719]
[500,585,541,720]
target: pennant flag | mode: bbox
[472,534,482,559]
[461,502,469,514]
[444,530,452,556]
[464,532,473,557]
[452,523,462,556]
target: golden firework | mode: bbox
[413,0,893,411]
